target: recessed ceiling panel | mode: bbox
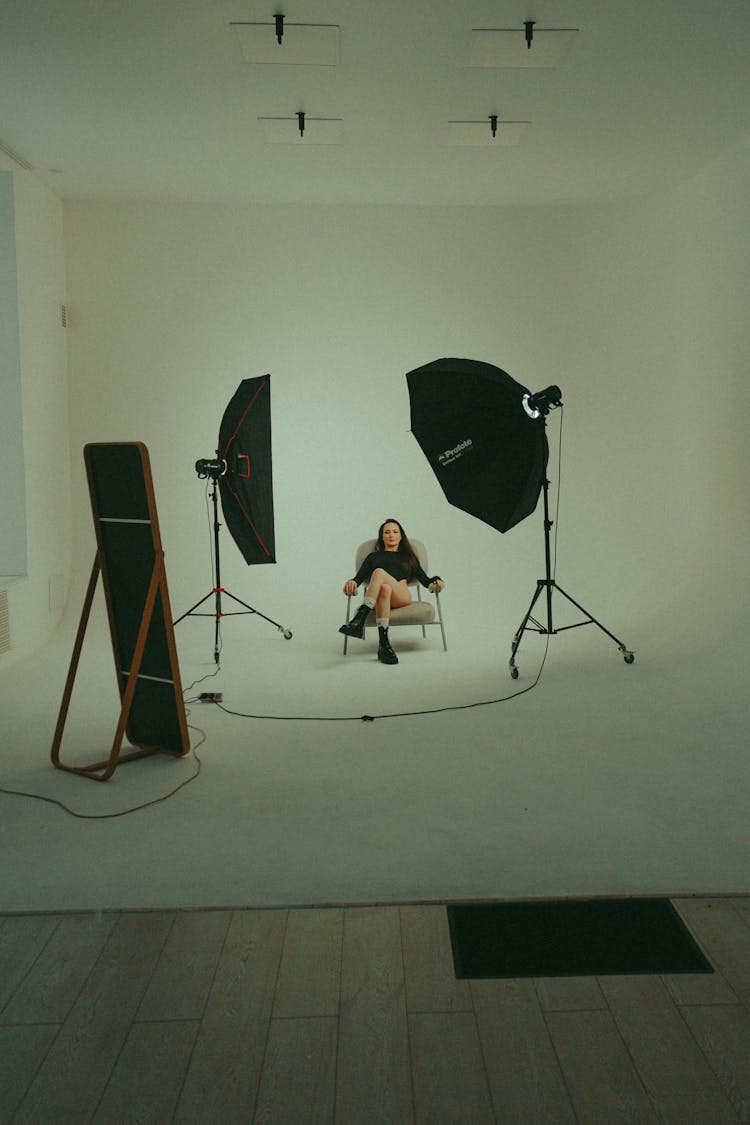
[443,121,530,147]
[469,29,578,68]
[259,118,344,145]
[232,22,340,65]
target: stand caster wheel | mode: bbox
[510,665,519,680]
[623,650,634,664]
[283,630,293,640]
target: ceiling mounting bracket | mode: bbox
[275,13,284,44]
[297,111,305,137]
[489,114,499,137]
[524,20,536,48]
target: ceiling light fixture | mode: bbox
[231,21,340,65]
[443,120,530,147]
[258,116,344,144]
[469,25,578,68]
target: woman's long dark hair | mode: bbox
[377,518,420,577]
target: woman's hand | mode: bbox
[343,580,358,596]
[429,579,445,593]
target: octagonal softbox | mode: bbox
[406,357,548,533]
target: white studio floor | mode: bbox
[0,581,747,916]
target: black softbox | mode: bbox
[406,357,549,533]
[217,375,276,564]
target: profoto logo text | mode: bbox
[438,438,473,467]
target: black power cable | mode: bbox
[0,725,205,819]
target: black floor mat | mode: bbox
[447,898,713,979]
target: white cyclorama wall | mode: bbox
[61,140,749,668]
[0,162,71,670]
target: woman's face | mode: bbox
[381,522,402,551]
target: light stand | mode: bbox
[173,459,292,663]
[508,396,634,678]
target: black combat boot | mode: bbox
[377,626,399,665]
[339,602,370,639]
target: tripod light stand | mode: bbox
[173,375,292,663]
[173,460,292,663]
[508,389,634,677]
[406,357,635,677]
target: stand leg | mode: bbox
[509,580,635,678]
[552,583,635,663]
[172,591,216,625]
[220,589,293,637]
[509,580,545,679]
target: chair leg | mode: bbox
[436,592,447,651]
[416,586,427,637]
[343,594,351,655]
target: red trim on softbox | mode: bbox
[220,379,266,460]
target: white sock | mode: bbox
[364,596,376,609]
[376,618,389,629]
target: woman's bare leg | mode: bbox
[340,569,411,645]
[376,582,391,623]
[366,568,412,613]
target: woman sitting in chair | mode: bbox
[339,518,445,665]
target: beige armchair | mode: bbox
[342,538,447,655]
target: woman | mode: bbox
[339,518,445,665]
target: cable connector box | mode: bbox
[198,692,223,703]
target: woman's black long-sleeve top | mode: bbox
[351,550,441,589]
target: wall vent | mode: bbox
[60,303,68,328]
[0,590,10,655]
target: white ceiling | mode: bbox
[2,0,750,207]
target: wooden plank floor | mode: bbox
[1,897,748,1123]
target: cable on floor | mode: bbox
[0,724,205,819]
